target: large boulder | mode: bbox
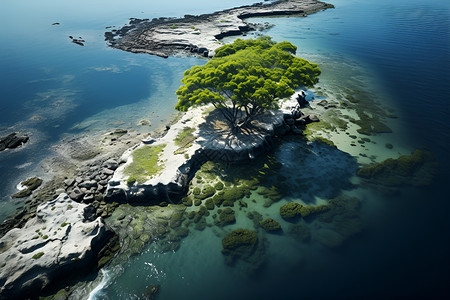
[0,133,29,151]
[0,193,115,299]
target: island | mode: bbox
[4,1,434,299]
[105,0,333,58]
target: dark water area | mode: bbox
[271,1,450,298]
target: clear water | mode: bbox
[1,0,449,299]
[0,0,259,219]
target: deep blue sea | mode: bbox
[1,0,449,299]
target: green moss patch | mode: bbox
[174,127,196,147]
[32,252,44,259]
[124,144,166,183]
[353,109,392,136]
[127,176,137,186]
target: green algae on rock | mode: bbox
[258,186,283,202]
[221,228,266,272]
[357,149,436,187]
[215,207,235,227]
[106,204,189,258]
[183,155,284,209]
[280,202,303,219]
[11,177,43,198]
[222,229,257,250]
[310,136,336,147]
[300,204,331,218]
[259,218,281,232]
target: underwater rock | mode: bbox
[300,204,331,218]
[142,284,160,300]
[258,185,283,202]
[169,210,186,228]
[259,218,281,232]
[222,229,257,250]
[357,149,436,187]
[287,224,311,242]
[221,229,266,273]
[215,208,235,227]
[280,202,303,219]
[312,195,363,248]
[247,211,263,228]
[137,119,151,126]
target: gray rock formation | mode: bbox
[105,0,333,58]
[0,193,114,300]
[0,132,29,151]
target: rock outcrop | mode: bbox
[105,0,333,58]
[105,106,292,204]
[0,193,115,300]
[0,132,29,151]
[11,177,43,199]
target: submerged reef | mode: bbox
[312,195,363,248]
[222,229,257,250]
[280,202,303,219]
[221,229,266,271]
[259,218,281,232]
[357,149,436,187]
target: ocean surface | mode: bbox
[1,0,449,299]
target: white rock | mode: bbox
[0,193,113,299]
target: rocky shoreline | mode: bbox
[0,194,116,299]
[0,92,319,299]
[0,1,338,298]
[105,0,333,58]
[104,101,316,205]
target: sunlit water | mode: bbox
[1,0,449,299]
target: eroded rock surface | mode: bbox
[0,193,115,300]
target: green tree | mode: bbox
[175,37,321,131]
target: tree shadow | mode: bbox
[267,135,359,204]
[196,108,268,152]
[194,108,358,205]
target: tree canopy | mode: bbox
[175,37,321,129]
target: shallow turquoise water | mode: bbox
[1,0,449,299]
